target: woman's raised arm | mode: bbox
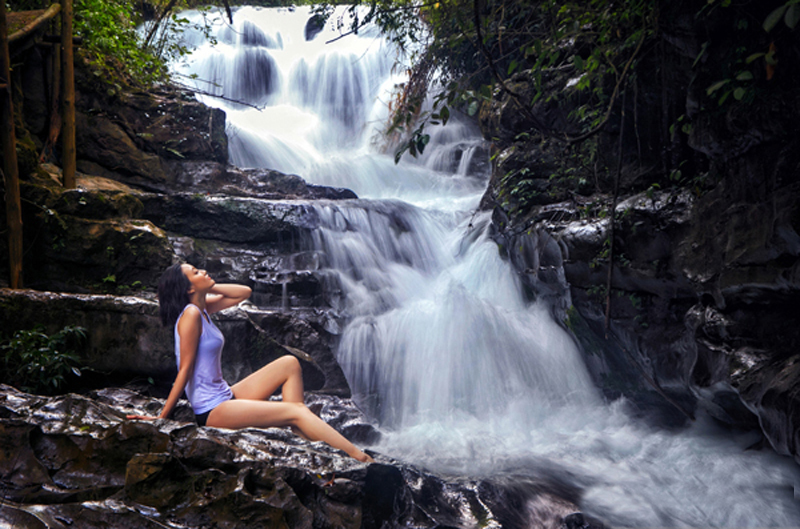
[206,283,252,314]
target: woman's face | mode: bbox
[181,264,215,294]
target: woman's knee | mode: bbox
[280,355,302,375]
[285,401,311,425]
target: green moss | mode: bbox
[16,134,40,179]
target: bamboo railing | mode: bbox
[1,1,75,288]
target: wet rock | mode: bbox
[170,161,357,201]
[305,393,381,445]
[0,289,172,383]
[244,308,350,396]
[562,512,607,529]
[479,71,582,143]
[735,352,800,464]
[477,475,585,529]
[138,193,320,245]
[72,83,355,199]
[26,176,145,220]
[31,215,171,292]
[74,86,228,192]
[75,111,172,190]
[251,268,325,310]
[0,386,361,528]
[489,177,800,441]
[362,464,410,528]
[701,385,761,432]
[1,385,582,529]
[16,174,171,293]
[305,13,326,41]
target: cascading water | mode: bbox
[174,6,800,527]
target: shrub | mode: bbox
[74,0,168,87]
[1,325,87,394]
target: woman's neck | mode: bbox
[188,292,207,311]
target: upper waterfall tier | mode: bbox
[172,5,489,207]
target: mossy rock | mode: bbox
[22,210,173,293]
[16,133,40,179]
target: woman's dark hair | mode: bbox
[158,263,191,327]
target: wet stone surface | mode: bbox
[0,385,599,529]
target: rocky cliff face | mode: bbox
[479,2,800,462]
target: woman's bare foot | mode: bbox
[288,424,372,462]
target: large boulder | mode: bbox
[172,162,357,201]
[17,173,173,293]
[0,385,599,529]
[74,87,228,192]
[138,193,321,245]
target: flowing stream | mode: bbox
[174,6,800,527]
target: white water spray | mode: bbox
[176,6,800,527]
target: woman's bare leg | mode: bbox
[231,355,306,438]
[232,355,304,403]
[207,399,373,462]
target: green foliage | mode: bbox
[763,0,800,32]
[586,284,607,301]
[324,0,656,165]
[699,0,796,109]
[323,0,793,211]
[498,166,539,214]
[537,0,655,131]
[72,0,168,87]
[5,0,228,89]
[378,0,656,157]
[1,326,87,395]
[589,235,612,269]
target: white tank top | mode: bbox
[175,304,234,415]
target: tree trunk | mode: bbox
[40,27,61,163]
[0,1,23,288]
[61,0,75,189]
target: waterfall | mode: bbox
[175,6,800,527]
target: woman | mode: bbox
[127,263,373,462]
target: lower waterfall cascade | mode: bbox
[173,6,800,527]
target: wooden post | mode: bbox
[61,0,76,189]
[0,1,24,288]
[41,21,62,163]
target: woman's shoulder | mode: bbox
[177,304,203,327]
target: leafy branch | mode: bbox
[1,326,87,394]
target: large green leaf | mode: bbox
[763,4,788,32]
[786,4,800,29]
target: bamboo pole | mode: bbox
[40,18,61,163]
[8,3,61,45]
[61,0,75,189]
[0,1,23,288]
